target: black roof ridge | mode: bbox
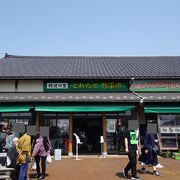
[4,53,180,59]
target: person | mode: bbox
[117,128,125,154]
[123,129,140,180]
[5,128,15,150]
[139,133,160,176]
[2,121,9,133]
[32,135,51,179]
[0,121,9,152]
[86,130,93,152]
[17,129,31,180]
[6,137,20,180]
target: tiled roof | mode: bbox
[0,92,179,102]
[0,54,180,79]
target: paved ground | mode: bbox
[28,156,180,180]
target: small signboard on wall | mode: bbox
[160,127,180,134]
[106,119,116,133]
[128,120,139,130]
[40,126,49,137]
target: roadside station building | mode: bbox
[0,54,180,156]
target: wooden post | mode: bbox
[102,112,107,156]
[68,112,73,157]
[35,111,40,133]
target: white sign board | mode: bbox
[106,119,116,133]
[160,127,180,134]
[54,149,61,160]
[47,83,68,89]
[100,136,104,143]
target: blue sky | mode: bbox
[0,0,180,57]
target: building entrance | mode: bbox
[73,116,102,154]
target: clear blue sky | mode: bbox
[0,0,180,58]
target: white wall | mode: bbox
[0,80,15,92]
[18,80,43,92]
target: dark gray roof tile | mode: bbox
[0,54,180,79]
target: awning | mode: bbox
[0,105,32,112]
[144,106,180,113]
[35,105,134,112]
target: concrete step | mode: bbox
[0,175,11,179]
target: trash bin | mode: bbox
[54,149,61,160]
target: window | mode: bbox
[159,115,175,126]
[40,112,69,155]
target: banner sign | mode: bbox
[44,80,128,92]
[130,80,180,92]
[106,119,116,133]
[160,127,180,134]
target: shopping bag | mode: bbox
[6,155,11,166]
[30,158,36,170]
[46,154,52,164]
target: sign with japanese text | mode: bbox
[44,80,128,92]
[160,127,180,134]
[106,119,116,133]
[130,80,180,92]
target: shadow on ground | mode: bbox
[137,169,153,175]
[116,169,153,179]
[116,172,125,179]
[28,173,50,179]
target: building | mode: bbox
[0,54,180,156]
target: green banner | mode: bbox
[44,80,128,92]
[130,80,180,92]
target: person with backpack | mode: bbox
[6,137,20,180]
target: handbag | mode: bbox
[46,154,52,164]
[152,145,159,152]
[30,157,36,170]
[6,155,11,166]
